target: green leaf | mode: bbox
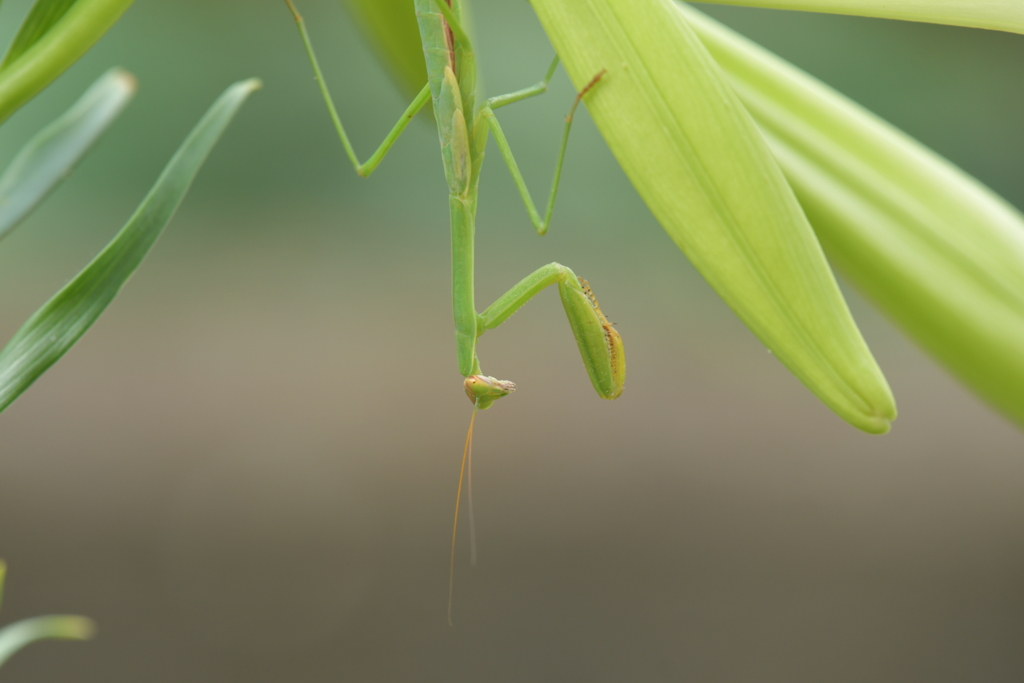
[0,67,135,242]
[0,78,261,415]
[338,0,427,98]
[694,0,1024,34]
[0,0,78,72]
[0,0,135,125]
[682,3,1024,425]
[0,615,94,668]
[529,0,895,433]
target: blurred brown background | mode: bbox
[0,1,1023,681]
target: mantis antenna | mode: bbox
[448,407,475,626]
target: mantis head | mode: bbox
[463,375,516,410]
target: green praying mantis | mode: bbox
[284,0,624,622]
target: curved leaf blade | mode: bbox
[338,0,426,98]
[0,0,135,125]
[0,0,78,72]
[682,3,1024,425]
[0,78,261,414]
[0,67,136,241]
[0,615,94,668]
[529,0,896,433]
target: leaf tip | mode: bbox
[59,616,97,641]
[238,77,263,94]
[107,67,138,94]
[854,400,897,435]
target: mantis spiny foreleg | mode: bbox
[478,263,625,400]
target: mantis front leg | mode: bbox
[451,202,626,402]
[477,262,625,401]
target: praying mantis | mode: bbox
[283,0,624,622]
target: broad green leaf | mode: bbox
[0,0,77,72]
[0,67,135,241]
[338,0,426,98]
[530,0,895,433]
[0,615,94,668]
[682,3,1024,425]
[694,0,1024,34]
[0,0,135,125]
[0,78,261,415]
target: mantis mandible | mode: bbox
[284,0,624,623]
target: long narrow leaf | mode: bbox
[0,615,94,668]
[0,78,261,414]
[694,0,1024,34]
[0,0,135,125]
[0,0,77,72]
[0,67,135,241]
[682,3,1024,425]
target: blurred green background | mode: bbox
[1,1,1023,681]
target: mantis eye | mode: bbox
[463,375,516,410]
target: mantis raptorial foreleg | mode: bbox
[479,263,625,400]
[285,0,430,177]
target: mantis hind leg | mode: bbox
[478,68,606,236]
[484,56,561,111]
[284,0,430,177]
